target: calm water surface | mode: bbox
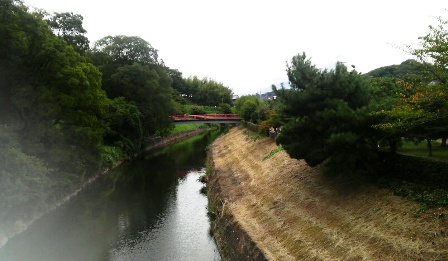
[0,131,221,261]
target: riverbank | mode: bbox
[208,126,448,260]
[0,127,210,249]
[145,127,209,152]
[0,130,221,261]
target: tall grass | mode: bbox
[170,123,208,135]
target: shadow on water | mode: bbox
[0,129,223,261]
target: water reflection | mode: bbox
[0,130,222,261]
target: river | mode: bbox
[0,130,222,261]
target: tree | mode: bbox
[368,77,421,152]
[184,76,233,106]
[1,0,110,176]
[102,97,143,156]
[410,16,448,84]
[373,79,448,155]
[108,63,175,135]
[92,35,159,65]
[47,12,90,53]
[91,35,176,137]
[374,15,448,154]
[234,95,268,123]
[166,67,188,94]
[275,53,374,172]
[409,15,448,148]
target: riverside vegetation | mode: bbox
[0,0,233,245]
[2,0,448,258]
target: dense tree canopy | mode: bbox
[275,53,375,172]
[184,76,233,106]
[92,35,159,65]
[365,59,425,79]
[234,95,269,123]
[0,0,109,224]
[46,12,90,53]
[91,35,176,139]
[371,16,448,154]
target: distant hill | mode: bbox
[365,59,425,78]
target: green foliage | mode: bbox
[365,59,426,78]
[378,152,448,189]
[46,12,90,53]
[102,97,143,155]
[91,36,176,137]
[219,103,233,114]
[184,76,233,106]
[241,121,259,133]
[0,0,108,176]
[92,35,159,65]
[242,128,264,141]
[410,16,448,84]
[182,105,231,114]
[189,105,207,115]
[170,123,207,135]
[0,0,234,233]
[263,146,284,160]
[372,78,448,152]
[377,152,448,208]
[378,178,448,209]
[369,16,448,154]
[166,67,188,95]
[275,52,375,173]
[259,111,285,135]
[399,139,448,161]
[0,131,55,222]
[99,145,125,168]
[234,95,268,123]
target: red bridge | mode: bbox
[172,114,241,124]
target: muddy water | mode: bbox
[0,131,221,261]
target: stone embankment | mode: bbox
[208,126,448,260]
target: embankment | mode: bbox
[208,126,448,260]
[145,128,209,151]
[0,128,208,249]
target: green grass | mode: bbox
[170,123,208,135]
[398,140,448,162]
[263,146,284,160]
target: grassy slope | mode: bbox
[211,126,448,260]
[399,140,448,162]
[169,123,208,134]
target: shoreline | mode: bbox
[0,127,209,249]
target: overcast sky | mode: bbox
[24,0,447,95]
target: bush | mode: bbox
[189,105,207,115]
[378,152,448,189]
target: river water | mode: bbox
[0,131,222,261]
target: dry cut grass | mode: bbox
[211,126,448,260]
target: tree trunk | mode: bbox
[389,139,397,153]
[427,139,433,157]
[441,137,447,148]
